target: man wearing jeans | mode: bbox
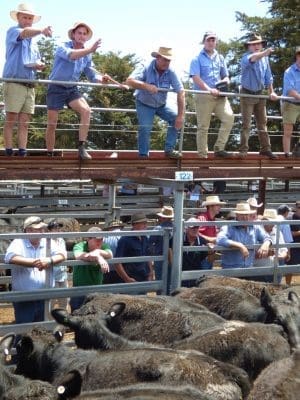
[239,33,278,159]
[126,47,185,159]
[189,31,234,159]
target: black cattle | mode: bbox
[0,333,82,400]
[15,333,250,400]
[248,349,300,400]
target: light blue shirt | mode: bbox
[216,224,271,269]
[129,59,183,108]
[189,49,228,89]
[2,25,40,79]
[5,238,66,291]
[49,41,98,85]
[241,52,273,91]
[283,63,300,104]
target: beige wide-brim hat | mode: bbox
[262,209,279,221]
[247,197,263,208]
[157,206,174,219]
[202,195,226,207]
[151,47,173,60]
[234,203,256,215]
[10,3,41,23]
[245,33,266,47]
[24,216,48,230]
[68,22,93,41]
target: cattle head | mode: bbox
[51,303,126,350]
[261,287,300,350]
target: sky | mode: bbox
[1,0,270,78]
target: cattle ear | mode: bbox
[17,336,34,356]
[51,308,78,330]
[57,369,82,398]
[108,302,126,318]
[0,333,15,355]
[288,291,300,304]
[260,287,274,309]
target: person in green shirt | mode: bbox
[70,227,112,312]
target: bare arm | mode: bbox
[249,47,274,62]
[69,39,101,60]
[288,89,300,101]
[192,75,220,97]
[115,263,135,283]
[20,26,52,39]
[10,253,65,270]
[125,77,158,93]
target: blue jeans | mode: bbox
[13,301,44,324]
[136,100,179,156]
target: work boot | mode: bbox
[78,144,92,160]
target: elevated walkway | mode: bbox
[0,150,299,181]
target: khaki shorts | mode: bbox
[3,82,35,114]
[282,101,300,124]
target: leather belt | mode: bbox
[241,87,262,95]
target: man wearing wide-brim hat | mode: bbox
[282,47,300,158]
[125,46,185,159]
[239,32,278,160]
[246,197,263,220]
[45,21,114,160]
[114,213,153,284]
[3,3,52,157]
[216,202,272,270]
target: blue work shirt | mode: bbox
[49,41,98,86]
[129,59,183,108]
[189,48,228,89]
[115,235,151,281]
[2,25,40,79]
[241,52,273,91]
[283,63,300,104]
[216,224,271,269]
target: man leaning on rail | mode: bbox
[4,216,66,324]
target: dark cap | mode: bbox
[277,204,291,215]
[47,218,64,230]
[245,33,266,47]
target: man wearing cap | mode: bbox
[253,209,288,283]
[216,203,272,270]
[4,216,66,323]
[150,206,174,291]
[45,22,112,160]
[189,31,234,159]
[2,3,52,157]
[115,213,153,284]
[287,201,300,284]
[282,47,300,157]
[125,47,185,159]
[239,33,278,159]
[70,227,112,311]
[47,218,69,309]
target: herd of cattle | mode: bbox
[1,275,300,399]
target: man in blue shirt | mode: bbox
[282,47,300,157]
[189,31,234,159]
[217,202,272,269]
[115,213,153,283]
[45,22,111,160]
[2,3,52,157]
[126,47,185,159]
[239,33,278,159]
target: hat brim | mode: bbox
[151,51,172,61]
[202,201,226,206]
[68,23,93,41]
[249,203,263,208]
[245,40,266,47]
[26,222,48,229]
[131,219,147,224]
[157,213,174,218]
[235,210,257,214]
[10,10,41,23]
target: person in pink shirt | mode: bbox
[196,195,226,243]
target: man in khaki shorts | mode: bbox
[2,3,52,156]
[282,47,300,157]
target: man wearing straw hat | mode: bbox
[126,47,185,159]
[216,202,272,269]
[239,33,278,159]
[2,3,52,157]
[45,22,112,160]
